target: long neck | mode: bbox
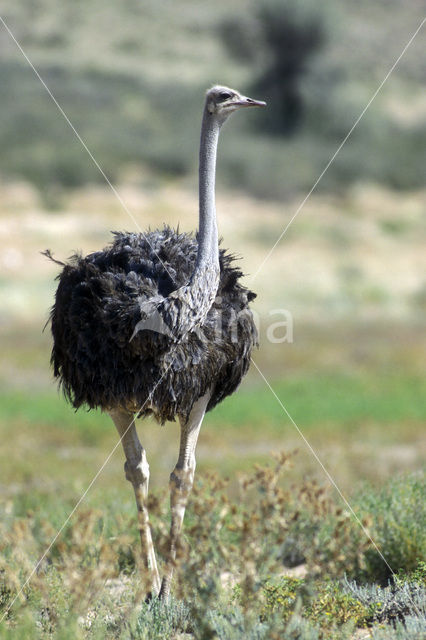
[148,107,222,342]
[196,108,220,270]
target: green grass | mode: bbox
[1,371,425,437]
[210,372,426,431]
[1,369,424,496]
[0,390,110,437]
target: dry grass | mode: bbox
[0,454,424,638]
[0,182,425,324]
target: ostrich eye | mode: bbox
[218,91,232,102]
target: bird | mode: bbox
[45,85,266,599]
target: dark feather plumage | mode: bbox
[47,226,257,423]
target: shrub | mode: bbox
[260,576,302,622]
[355,473,426,584]
[307,580,374,629]
[1,459,425,638]
[278,479,372,580]
[344,572,426,627]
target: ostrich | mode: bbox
[46,86,266,598]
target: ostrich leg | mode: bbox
[159,391,211,599]
[109,407,161,596]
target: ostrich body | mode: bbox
[47,86,266,598]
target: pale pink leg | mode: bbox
[159,391,211,599]
[109,408,161,596]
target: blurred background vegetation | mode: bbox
[0,0,425,636]
[0,0,425,200]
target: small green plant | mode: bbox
[260,576,302,622]
[132,598,191,640]
[307,581,375,629]
[356,473,426,584]
[401,561,426,587]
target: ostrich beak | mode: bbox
[236,95,267,108]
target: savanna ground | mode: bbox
[0,183,425,639]
[0,0,425,637]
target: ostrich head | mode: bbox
[205,85,266,123]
